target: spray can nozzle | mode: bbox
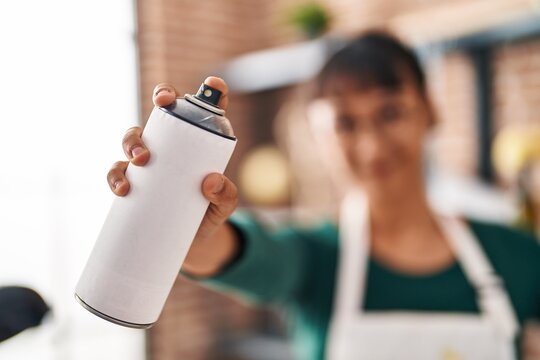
[194,83,222,108]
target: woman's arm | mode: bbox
[194,211,310,304]
[181,222,240,277]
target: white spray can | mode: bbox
[75,82,237,328]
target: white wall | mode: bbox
[0,1,145,358]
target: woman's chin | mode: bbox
[363,173,408,198]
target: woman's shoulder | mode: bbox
[468,219,539,250]
[467,219,540,273]
[467,220,540,321]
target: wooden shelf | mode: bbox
[217,37,345,93]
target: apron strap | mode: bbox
[334,191,369,318]
[436,216,520,339]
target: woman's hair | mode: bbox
[318,31,426,97]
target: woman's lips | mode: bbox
[367,162,393,179]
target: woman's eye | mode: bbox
[378,104,402,123]
[335,116,355,132]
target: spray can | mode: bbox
[75,82,237,328]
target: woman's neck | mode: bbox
[368,183,435,238]
[366,182,455,274]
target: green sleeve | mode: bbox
[193,211,310,305]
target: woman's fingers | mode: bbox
[193,173,238,241]
[153,83,178,107]
[153,78,229,110]
[201,173,238,223]
[107,161,130,196]
[122,126,150,166]
[112,125,148,197]
[203,76,229,111]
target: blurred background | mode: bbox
[0,0,540,359]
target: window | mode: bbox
[0,1,144,358]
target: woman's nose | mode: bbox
[353,126,387,164]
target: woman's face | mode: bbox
[326,81,433,197]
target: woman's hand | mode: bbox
[107,77,240,277]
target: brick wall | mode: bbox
[426,52,478,177]
[493,39,540,131]
[137,1,299,359]
[136,0,540,359]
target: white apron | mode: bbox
[326,192,519,360]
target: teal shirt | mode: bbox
[198,212,540,360]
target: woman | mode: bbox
[108,33,540,360]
